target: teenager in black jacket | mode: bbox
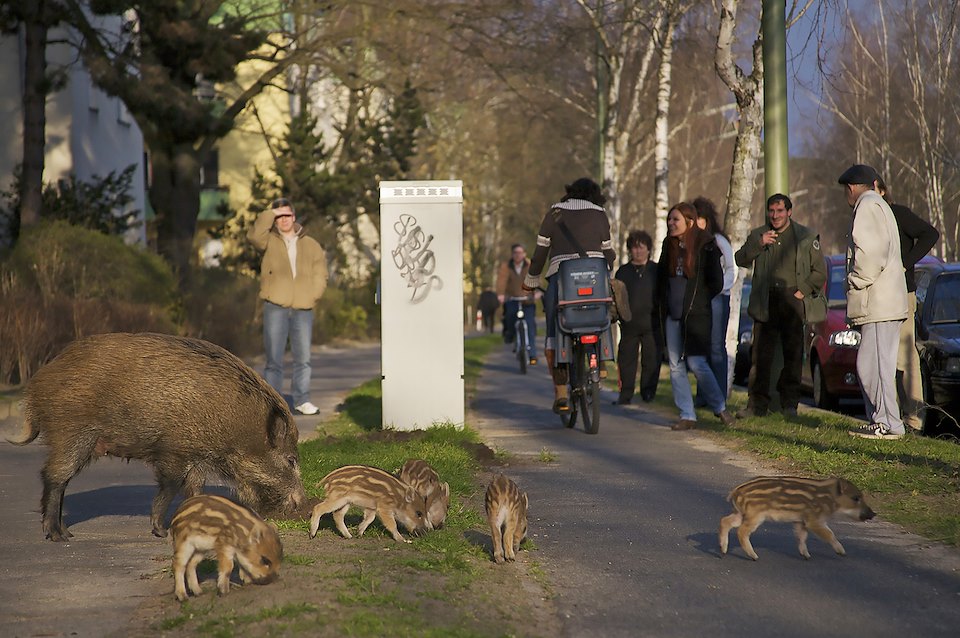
[614,230,660,404]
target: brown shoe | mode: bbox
[715,410,736,426]
[553,383,569,414]
[671,419,696,431]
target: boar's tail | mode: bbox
[6,417,40,446]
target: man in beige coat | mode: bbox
[838,165,908,440]
[248,198,328,415]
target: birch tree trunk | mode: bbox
[715,0,764,369]
[652,13,677,258]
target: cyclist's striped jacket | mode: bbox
[524,199,616,289]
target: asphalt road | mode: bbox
[0,343,381,638]
[471,345,960,638]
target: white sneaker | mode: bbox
[295,401,320,415]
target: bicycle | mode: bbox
[552,257,614,435]
[507,296,535,374]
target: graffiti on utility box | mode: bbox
[391,213,443,303]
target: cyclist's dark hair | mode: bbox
[626,230,653,251]
[511,243,525,252]
[765,193,792,211]
[561,177,606,207]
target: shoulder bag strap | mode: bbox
[551,208,589,258]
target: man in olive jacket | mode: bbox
[248,198,328,415]
[735,193,827,418]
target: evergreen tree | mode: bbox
[64,0,297,284]
[212,80,425,284]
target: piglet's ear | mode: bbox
[440,482,450,498]
[404,485,417,503]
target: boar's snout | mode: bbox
[860,505,876,521]
[286,488,306,515]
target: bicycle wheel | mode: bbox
[517,323,527,375]
[582,378,600,434]
[577,345,600,435]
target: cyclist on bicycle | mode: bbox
[497,243,540,365]
[522,177,616,414]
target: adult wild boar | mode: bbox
[10,332,307,542]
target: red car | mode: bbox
[801,254,942,410]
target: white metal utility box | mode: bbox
[378,180,464,430]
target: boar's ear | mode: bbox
[266,406,296,448]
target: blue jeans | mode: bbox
[263,300,314,407]
[665,317,726,420]
[544,275,559,351]
[709,294,731,397]
[504,300,537,358]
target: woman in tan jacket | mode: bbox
[248,198,328,415]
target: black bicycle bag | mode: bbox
[556,257,612,334]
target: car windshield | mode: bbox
[826,264,847,307]
[930,273,960,323]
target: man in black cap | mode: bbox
[871,176,940,431]
[734,193,827,419]
[837,164,908,440]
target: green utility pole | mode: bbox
[762,0,788,197]
[596,8,607,183]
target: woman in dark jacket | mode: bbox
[655,202,735,430]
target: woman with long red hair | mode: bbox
[655,202,735,430]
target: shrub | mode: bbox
[7,220,175,305]
[0,221,177,384]
[0,164,140,243]
[180,267,261,357]
[314,283,379,343]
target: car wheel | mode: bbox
[920,362,940,437]
[813,358,839,411]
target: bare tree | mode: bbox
[814,0,960,260]
[575,0,665,256]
